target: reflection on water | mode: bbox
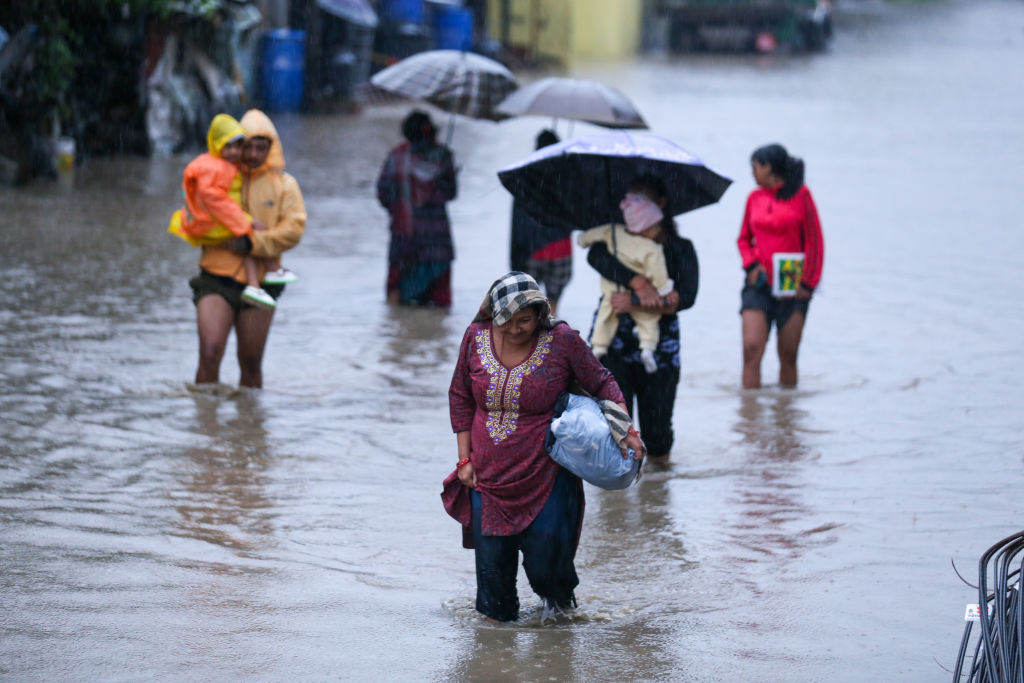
[449,627,580,681]
[734,391,813,464]
[379,305,458,392]
[725,392,837,569]
[2,1,1024,679]
[174,390,275,556]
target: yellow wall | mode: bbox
[570,0,642,60]
[486,0,641,66]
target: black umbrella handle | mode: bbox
[605,160,621,293]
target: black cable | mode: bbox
[952,531,1024,683]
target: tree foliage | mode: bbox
[0,0,205,110]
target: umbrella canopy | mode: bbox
[370,50,518,121]
[496,77,648,129]
[497,131,732,230]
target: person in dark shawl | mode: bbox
[376,109,458,306]
[443,272,643,622]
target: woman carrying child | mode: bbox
[578,189,675,375]
[184,109,306,388]
[169,113,281,309]
[584,174,699,464]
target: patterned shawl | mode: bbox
[473,271,556,327]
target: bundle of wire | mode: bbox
[953,530,1024,682]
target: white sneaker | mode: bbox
[242,285,277,310]
[263,268,299,285]
[641,349,658,374]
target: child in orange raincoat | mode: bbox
[168,114,291,309]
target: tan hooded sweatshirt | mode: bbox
[198,109,307,283]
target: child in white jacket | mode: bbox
[578,192,674,374]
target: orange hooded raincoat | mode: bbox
[196,109,306,284]
[168,114,252,248]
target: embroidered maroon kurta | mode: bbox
[442,321,624,542]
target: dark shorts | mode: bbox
[189,270,284,314]
[740,281,809,332]
[526,256,572,302]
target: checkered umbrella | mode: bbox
[370,50,518,121]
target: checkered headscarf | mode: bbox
[474,271,554,327]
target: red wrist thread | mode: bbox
[456,458,471,468]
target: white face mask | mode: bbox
[619,192,664,234]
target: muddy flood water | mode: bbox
[2,1,1023,680]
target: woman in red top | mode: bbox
[737,144,825,389]
[443,272,643,622]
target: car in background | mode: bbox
[662,0,833,53]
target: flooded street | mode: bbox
[2,0,1023,679]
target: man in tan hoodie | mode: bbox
[190,109,307,388]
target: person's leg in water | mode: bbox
[741,309,770,389]
[520,468,582,614]
[471,490,521,622]
[634,361,680,463]
[776,310,806,388]
[195,293,235,385]
[399,262,450,307]
[235,304,275,389]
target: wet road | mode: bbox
[2,0,1024,680]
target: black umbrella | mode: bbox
[497,131,732,230]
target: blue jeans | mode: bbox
[471,468,582,621]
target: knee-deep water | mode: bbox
[2,1,1023,679]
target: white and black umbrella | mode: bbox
[370,50,518,122]
[496,76,648,129]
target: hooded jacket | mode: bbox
[169,114,251,247]
[198,110,307,283]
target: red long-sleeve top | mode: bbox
[737,184,825,290]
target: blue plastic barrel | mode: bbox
[433,6,473,51]
[381,0,424,24]
[261,29,305,112]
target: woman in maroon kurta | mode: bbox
[443,272,641,622]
